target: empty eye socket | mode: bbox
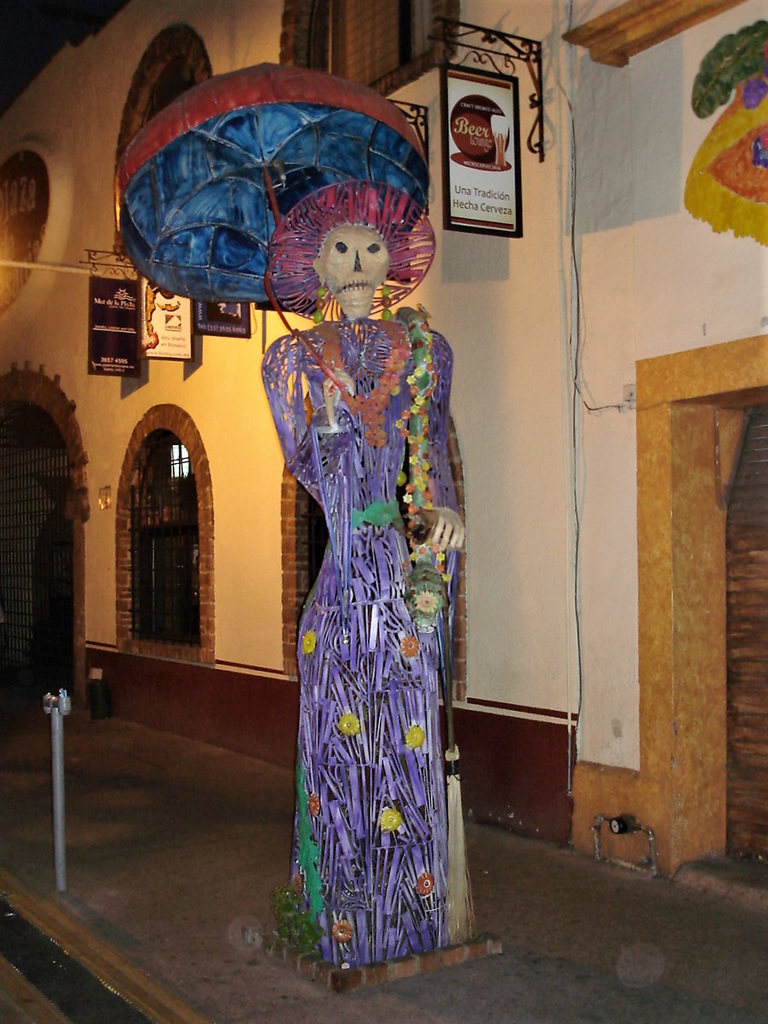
[367,243,381,253]
[334,241,348,253]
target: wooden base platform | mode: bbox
[266,933,503,993]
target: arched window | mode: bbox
[309,0,419,85]
[116,405,214,665]
[113,25,211,246]
[130,430,199,645]
[289,0,459,94]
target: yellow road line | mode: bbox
[0,869,212,1024]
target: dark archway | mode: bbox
[0,365,89,703]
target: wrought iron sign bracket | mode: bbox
[392,100,430,171]
[82,249,137,280]
[435,18,545,163]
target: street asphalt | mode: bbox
[1,685,767,1023]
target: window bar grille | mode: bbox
[131,431,199,645]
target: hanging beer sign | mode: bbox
[441,67,522,237]
[0,150,50,317]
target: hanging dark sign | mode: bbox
[0,150,50,317]
[193,300,251,338]
[441,66,522,237]
[88,276,140,376]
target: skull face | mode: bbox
[313,224,390,320]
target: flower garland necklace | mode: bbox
[395,306,450,631]
[395,307,438,549]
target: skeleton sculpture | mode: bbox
[262,181,464,967]
[116,59,468,969]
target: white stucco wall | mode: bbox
[571,0,768,767]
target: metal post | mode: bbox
[43,690,71,892]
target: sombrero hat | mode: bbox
[266,178,435,319]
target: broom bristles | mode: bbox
[445,745,474,944]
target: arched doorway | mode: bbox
[0,406,71,693]
[0,367,89,703]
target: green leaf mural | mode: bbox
[691,20,768,118]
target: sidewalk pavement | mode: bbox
[1,687,768,1024]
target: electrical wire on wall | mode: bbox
[560,2,639,797]
[559,0,584,798]
[566,92,584,798]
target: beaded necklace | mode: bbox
[395,307,436,544]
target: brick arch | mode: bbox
[113,24,211,247]
[280,0,461,94]
[280,416,468,698]
[0,363,89,701]
[280,472,308,681]
[116,404,215,663]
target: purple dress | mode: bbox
[262,316,458,967]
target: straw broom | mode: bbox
[397,305,473,943]
[438,608,474,944]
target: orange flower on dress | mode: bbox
[416,872,435,896]
[400,634,419,658]
[308,793,320,816]
[332,919,353,943]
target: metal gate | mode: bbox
[0,403,73,692]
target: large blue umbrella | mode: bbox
[117,63,429,303]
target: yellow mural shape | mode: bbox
[685,84,768,246]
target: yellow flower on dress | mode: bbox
[405,725,425,749]
[301,631,317,655]
[338,713,361,737]
[379,807,403,832]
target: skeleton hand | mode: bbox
[322,371,354,431]
[415,507,465,552]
